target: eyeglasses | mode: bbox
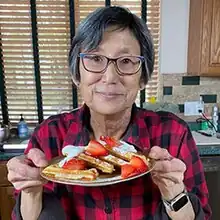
[79,53,145,76]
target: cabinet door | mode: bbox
[0,187,15,220]
[188,0,220,76]
[201,0,220,75]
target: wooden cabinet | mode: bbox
[0,161,15,220]
[187,0,220,76]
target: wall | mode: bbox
[160,0,189,74]
[158,0,220,113]
[158,74,220,115]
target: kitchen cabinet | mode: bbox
[187,0,220,76]
[0,161,15,220]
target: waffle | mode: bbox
[78,153,115,173]
[42,164,99,181]
[103,145,147,165]
[100,154,128,167]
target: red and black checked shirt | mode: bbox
[13,104,211,219]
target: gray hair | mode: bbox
[69,6,155,85]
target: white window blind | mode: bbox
[145,0,160,101]
[0,0,37,124]
[36,0,73,119]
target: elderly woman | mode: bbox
[7,6,211,220]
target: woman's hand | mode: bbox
[7,148,48,193]
[149,146,186,201]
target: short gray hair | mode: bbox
[69,6,155,85]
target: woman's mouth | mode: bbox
[95,91,124,99]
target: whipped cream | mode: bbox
[114,141,137,154]
[59,145,85,167]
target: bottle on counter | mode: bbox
[212,105,219,133]
[17,114,29,139]
[198,95,205,113]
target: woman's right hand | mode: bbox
[7,148,48,193]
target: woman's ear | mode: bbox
[139,81,145,90]
[71,75,80,87]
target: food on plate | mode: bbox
[100,154,128,167]
[78,153,115,173]
[42,164,99,181]
[85,140,109,156]
[62,158,87,170]
[100,136,148,163]
[41,136,151,182]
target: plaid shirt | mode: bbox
[12,104,211,220]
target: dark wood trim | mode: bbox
[69,0,78,108]
[30,0,44,123]
[140,0,147,107]
[105,0,111,6]
[0,33,9,125]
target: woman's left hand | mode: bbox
[148,146,187,201]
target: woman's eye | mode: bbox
[121,58,132,64]
[91,56,102,62]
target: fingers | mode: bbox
[7,156,41,179]
[12,180,45,191]
[27,148,48,168]
[148,146,173,160]
[7,168,43,182]
[6,150,47,191]
[153,158,186,173]
[152,171,184,184]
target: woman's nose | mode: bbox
[101,61,119,84]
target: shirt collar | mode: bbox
[63,103,151,152]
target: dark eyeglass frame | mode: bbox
[79,53,145,76]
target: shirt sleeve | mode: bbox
[154,193,206,220]
[11,126,72,220]
[12,191,66,220]
[178,126,212,219]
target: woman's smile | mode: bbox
[95,90,124,100]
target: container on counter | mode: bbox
[17,114,29,139]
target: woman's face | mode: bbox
[78,28,142,115]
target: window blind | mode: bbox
[0,0,37,124]
[36,0,73,119]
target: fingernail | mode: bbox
[149,153,156,158]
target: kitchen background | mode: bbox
[1,0,220,220]
[157,0,220,117]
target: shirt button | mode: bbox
[104,206,112,214]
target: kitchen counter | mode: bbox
[0,151,23,161]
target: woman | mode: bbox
[7,6,211,220]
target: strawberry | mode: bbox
[121,164,139,179]
[85,140,109,156]
[130,156,148,173]
[100,136,120,148]
[63,158,86,170]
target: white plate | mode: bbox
[41,157,155,187]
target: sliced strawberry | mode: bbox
[100,136,120,148]
[121,164,139,179]
[85,140,109,156]
[130,156,148,173]
[62,158,86,170]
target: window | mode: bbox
[0,0,160,125]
